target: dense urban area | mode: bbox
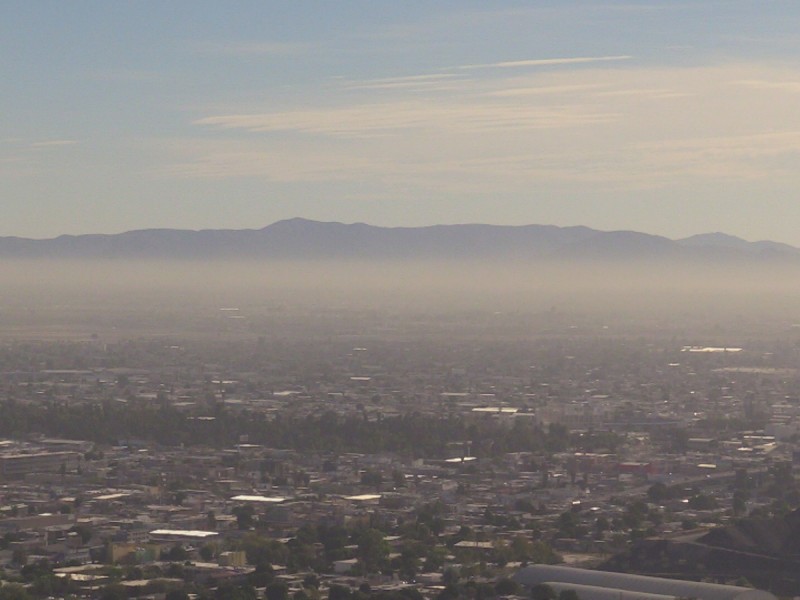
[2,302,800,600]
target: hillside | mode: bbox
[0,218,797,262]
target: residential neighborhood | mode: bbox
[2,308,800,600]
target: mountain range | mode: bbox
[0,218,797,262]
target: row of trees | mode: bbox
[0,399,584,457]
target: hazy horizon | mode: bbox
[0,258,798,341]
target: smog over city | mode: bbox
[2,257,800,330]
[4,4,800,600]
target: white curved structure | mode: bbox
[513,565,776,600]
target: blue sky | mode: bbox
[4,1,800,242]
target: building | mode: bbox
[0,451,81,480]
[513,565,776,600]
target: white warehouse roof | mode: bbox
[231,495,286,503]
[540,581,693,600]
[513,565,776,600]
[149,529,219,539]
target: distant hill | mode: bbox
[677,232,800,259]
[0,217,798,262]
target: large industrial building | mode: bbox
[513,565,777,600]
[0,451,81,480]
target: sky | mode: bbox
[4,1,800,242]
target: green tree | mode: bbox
[556,511,579,537]
[360,470,383,488]
[355,528,388,572]
[392,470,406,488]
[531,584,556,600]
[216,584,257,600]
[266,581,289,600]
[442,567,460,587]
[0,584,32,600]
[646,482,670,503]
[241,533,288,567]
[687,494,717,510]
[495,578,520,595]
[437,587,459,600]
[199,544,215,561]
[11,548,27,566]
[165,590,190,600]
[99,583,128,600]
[233,504,255,530]
[732,490,747,516]
[71,523,93,544]
[328,585,351,600]
[162,544,188,562]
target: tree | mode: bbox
[0,584,32,600]
[400,589,424,600]
[99,583,128,600]
[233,504,255,530]
[199,544,215,561]
[216,584,257,600]
[510,535,535,561]
[11,548,27,566]
[647,482,670,503]
[165,563,185,579]
[734,468,753,492]
[556,511,579,537]
[594,516,609,537]
[424,546,446,572]
[71,523,93,544]
[20,558,52,583]
[392,470,406,488]
[437,587,459,600]
[328,585,352,600]
[162,544,188,562]
[442,567,460,587]
[266,581,289,600]
[732,490,747,516]
[355,528,388,572]
[248,563,275,588]
[360,470,383,488]
[395,548,418,582]
[241,533,288,567]
[495,578,520,595]
[165,590,190,600]
[531,584,556,600]
[687,494,717,510]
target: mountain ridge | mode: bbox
[0,218,796,262]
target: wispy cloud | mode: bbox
[342,73,466,91]
[488,84,605,97]
[166,62,800,196]
[733,79,800,92]
[458,55,633,70]
[30,140,78,148]
[592,88,691,99]
[194,101,620,137]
